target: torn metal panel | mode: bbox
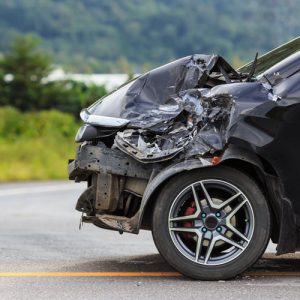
[87,54,238,129]
[109,61,279,163]
[69,142,155,180]
[95,173,120,212]
[114,88,236,162]
[114,128,191,163]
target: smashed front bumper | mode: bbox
[68,143,153,182]
[68,143,155,233]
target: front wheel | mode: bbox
[152,166,270,280]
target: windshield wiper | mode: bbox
[246,52,258,82]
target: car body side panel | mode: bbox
[254,102,300,252]
[230,73,300,218]
[226,78,300,252]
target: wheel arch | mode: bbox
[138,159,211,230]
[138,146,281,243]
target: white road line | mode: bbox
[0,184,85,196]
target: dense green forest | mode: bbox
[0,0,299,72]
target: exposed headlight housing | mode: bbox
[75,124,119,143]
[80,109,129,127]
[75,124,98,143]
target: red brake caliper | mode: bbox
[182,201,196,239]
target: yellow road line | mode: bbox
[0,272,181,277]
[0,271,299,277]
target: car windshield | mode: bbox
[237,37,300,77]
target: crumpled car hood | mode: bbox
[84,39,300,163]
[87,54,237,127]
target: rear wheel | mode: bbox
[152,166,270,280]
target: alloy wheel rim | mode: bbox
[168,179,255,266]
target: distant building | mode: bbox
[46,68,133,91]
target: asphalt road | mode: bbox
[1,181,300,300]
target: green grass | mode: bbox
[0,137,76,181]
[0,107,78,181]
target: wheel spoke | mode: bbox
[219,235,245,250]
[191,184,202,213]
[226,199,247,220]
[204,237,216,264]
[200,181,215,208]
[169,215,196,222]
[226,223,249,242]
[169,185,201,222]
[169,227,197,233]
[195,232,204,262]
[218,192,242,209]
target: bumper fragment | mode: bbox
[68,143,154,182]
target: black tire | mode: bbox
[152,166,270,280]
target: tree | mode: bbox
[0,35,107,115]
[0,35,52,110]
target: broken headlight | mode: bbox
[75,124,117,143]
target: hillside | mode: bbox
[0,0,299,72]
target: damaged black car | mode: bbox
[69,37,300,280]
